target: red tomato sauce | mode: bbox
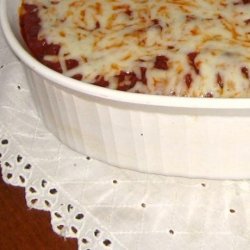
[20,3,83,80]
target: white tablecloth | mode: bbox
[1,20,250,250]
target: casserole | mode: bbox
[2,0,250,179]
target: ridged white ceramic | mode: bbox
[2,0,250,179]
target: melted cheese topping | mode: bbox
[22,0,250,97]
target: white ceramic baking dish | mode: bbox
[2,0,250,179]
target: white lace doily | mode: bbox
[1,24,250,250]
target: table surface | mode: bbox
[0,176,77,250]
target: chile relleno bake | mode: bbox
[4,0,250,178]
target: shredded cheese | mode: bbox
[22,0,250,97]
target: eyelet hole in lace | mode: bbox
[1,139,8,145]
[19,175,25,183]
[71,226,78,234]
[103,239,112,247]
[75,213,84,220]
[94,229,101,237]
[49,188,57,195]
[41,179,47,188]
[54,212,62,218]
[7,173,13,179]
[17,155,23,163]
[29,187,36,193]
[24,163,32,170]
